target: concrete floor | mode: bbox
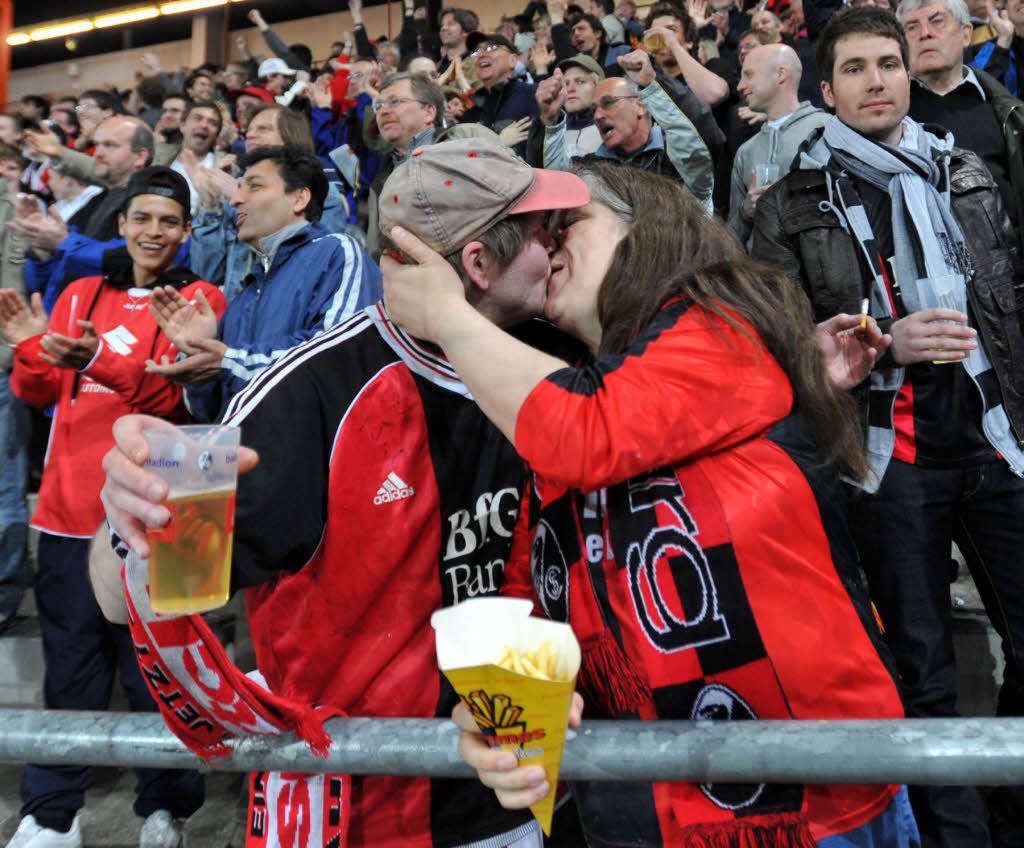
[0,766,248,847]
[0,590,254,847]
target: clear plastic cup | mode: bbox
[143,425,241,615]
[754,162,781,187]
[931,275,967,365]
[643,32,666,51]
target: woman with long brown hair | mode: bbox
[383,163,914,848]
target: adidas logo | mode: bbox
[374,471,415,505]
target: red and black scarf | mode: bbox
[120,544,351,848]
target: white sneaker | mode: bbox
[4,815,82,848]
[138,810,184,848]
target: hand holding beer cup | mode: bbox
[101,415,259,558]
[142,424,241,615]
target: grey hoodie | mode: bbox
[728,102,828,244]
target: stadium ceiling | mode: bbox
[8,0,356,69]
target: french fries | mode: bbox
[494,640,568,682]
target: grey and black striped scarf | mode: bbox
[800,115,1024,491]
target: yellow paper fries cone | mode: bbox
[432,598,581,835]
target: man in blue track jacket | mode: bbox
[146,144,381,421]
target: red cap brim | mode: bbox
[509,168,590,216]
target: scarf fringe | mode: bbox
[578,629,651,715]
[296,708,334,759]
[681,812,817,848]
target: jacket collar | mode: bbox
[243,220,322,286]
[566,107,595,130]
[251,220,311,268]
[101,245,200,290]
[763,102,822,134]
[392,127,436,164]
[596,124,664,160]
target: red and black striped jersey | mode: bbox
[220,303,535,847]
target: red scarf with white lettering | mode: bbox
[121,546,351,848]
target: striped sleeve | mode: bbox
[218,235,380,396]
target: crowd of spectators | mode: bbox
[0,0,1023,844]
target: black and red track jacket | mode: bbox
[219,303,535,848]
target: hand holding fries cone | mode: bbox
[432,598,581,835]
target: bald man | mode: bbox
[27,114,163,192]
[728,43,827,242]
[541,49,714,207]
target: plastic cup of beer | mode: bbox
[643,31,667,51]
[931,275,967,365]
[754,162,781,187]
[143,424,241,615]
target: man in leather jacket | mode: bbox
[751,7,1024,847]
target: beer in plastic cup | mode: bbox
[930,275,967,365]
[143,425,241,615]
[754,162,781,187]
[643,32,667,51]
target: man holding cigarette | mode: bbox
[751,8,1024,844]
[94,138,591,848]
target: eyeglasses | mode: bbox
[595,94,640,110]
[75,103,98,113]
[372,97,428,112]
[471,42,507,57]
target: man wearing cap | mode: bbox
[257,57,297,100]
[458,32,539,155]
[0,166,224,848]
[97,137,590,848]
[526,54,605,165]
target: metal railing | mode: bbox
[2,708,1024,784]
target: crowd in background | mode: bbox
[0,0,1023,844]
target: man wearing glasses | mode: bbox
[538,49,714,208]
[458,32,539,156]
[365,71,502,259]
[72,90,119,153]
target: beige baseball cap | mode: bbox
[379,137,590,256]
[557,54,605,80]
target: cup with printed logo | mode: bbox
[753,162,781,188]
[143,424,241,615]
[930,274,967,365]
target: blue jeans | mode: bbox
[0,372,28,620]
[819,786,921,848]
[849,459,1024,847]
[21,534,204,830]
